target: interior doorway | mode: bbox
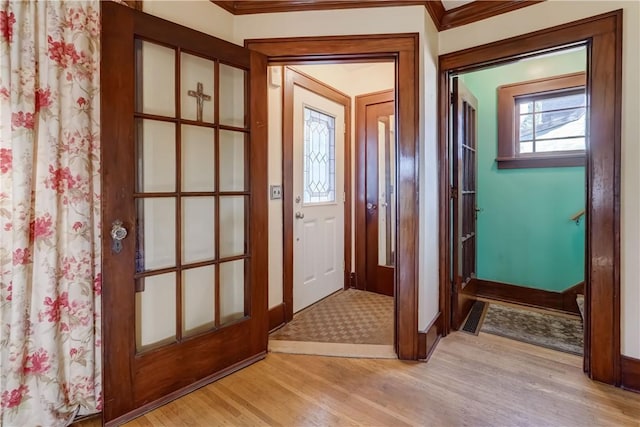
[449,46,588,358]
[438,11,622,384]
[247,34,420,360]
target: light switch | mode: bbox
[270,185,283,200]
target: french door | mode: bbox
[101,3,268,424]
[451,77,478,329]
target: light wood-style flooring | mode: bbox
[78,332,640,426]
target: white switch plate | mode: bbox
[270,185,283,200]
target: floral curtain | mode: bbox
[0,1,101,426]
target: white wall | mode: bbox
[438,0,640,361]
[143,0,235,41]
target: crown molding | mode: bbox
[213,1,544,31]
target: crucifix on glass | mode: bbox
[188,82,211,122]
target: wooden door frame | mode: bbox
[247,34,420,360]
[282,66,352,319]
[438,11,622,384]
[354,89,395,293]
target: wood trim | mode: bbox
[355,89,395,292]
[438,10,622,385]
[247,34,419,360]
[213,1,543,32]
[280,67,352,321]
[418,312,442,360]
[268,303,286,332]
[496,72,586,168]
[123,0,143,11]
[104,352,266,427]
[439,1,545,31]
[475,279,584,314]
[621,356,640,394]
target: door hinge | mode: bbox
[343,192,346,202]
[450,187,458,199]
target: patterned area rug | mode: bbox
[270,289,393,345]
[480,303,584,356]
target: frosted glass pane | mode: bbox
[137,198,176,272]
[219,64,246,127]
[303,107,336,204]
[138,41,175,117]
[182,125,215,192]
[136,273,176,351]
[182,266,215,336]
[137,119,176,193]
[220,260,245,325]
[181,53,215,123]
[182,197,215,263]
[219,130,245,191]
[219,196,245,258]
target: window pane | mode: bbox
[537,137,585,153]
[182,197,215,264]
[182,266,215,337]
[136,198,176,272]
[136,119,176,193]
[219,64,246,128]
[182,125,215,192]
[519,114,533,142]
[136,40,175,117]
[303,107,336,204]
[519,101,533,115]
[519,141,533,154]
[535,108,585,139]
[220,260,245,325]
[219,130,245,192]
[136,273,176,352]
[181,53,215,123]
[535,92,585,112]
[219,196,245,258]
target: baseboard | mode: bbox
[418,312,442,361]
[621,356,640,393]
[269,303,286,332]
[474,279,584,315]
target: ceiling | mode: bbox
[212,1,544,31]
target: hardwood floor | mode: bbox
[79,332,640,426]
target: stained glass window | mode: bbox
[303,107,336,204]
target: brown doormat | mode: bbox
[480,302,584,356]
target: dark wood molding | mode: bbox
[104,352,266,427]
[214,1,543,32]
[268,303,286,332]
[621,356,640,394]
[496,72,586,169]
[438,10,622,385]
[247,33,420,360]
[279,66,352,322]
[123,0,143,11]
[355,89,394,293]
[474,279,584,315]
[418,312,442,361]
[439,1,545,31]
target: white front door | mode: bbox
[292,85,345,312]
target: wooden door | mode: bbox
[292,85,346,312]
[451,77,479,329]
[356,90,395,297]
[101,4,268,424]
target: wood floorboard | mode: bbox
[78,332,640,426]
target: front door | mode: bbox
[356,90,395,297]
[101,4,268,424]
[451,77,479,329]
[292,85,345,312]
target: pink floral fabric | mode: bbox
[0,2,101,426]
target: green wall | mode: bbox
[461,49,586,292]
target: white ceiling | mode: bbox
[440,0,476,11]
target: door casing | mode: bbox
[247,34,420,360]
[438,10,622,384]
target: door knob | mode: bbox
[367,203,377,210]
[111,220,128,254]
[295,211,305,219]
